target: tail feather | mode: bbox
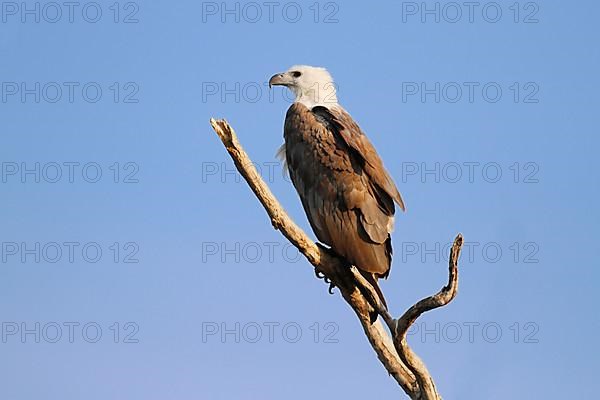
[359,270,387,323]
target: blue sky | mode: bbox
[1,1,598,399]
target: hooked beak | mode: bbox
[268,72,291,88]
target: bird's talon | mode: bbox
[328,282,336,294]
[314,268,325,279]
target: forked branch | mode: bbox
[209,118,463,400]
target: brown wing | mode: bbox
[283,103,403,278]
[312,105,406,213]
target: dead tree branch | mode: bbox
[209,118,463,400]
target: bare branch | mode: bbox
[393,234,463,399]
[209,118,463,400]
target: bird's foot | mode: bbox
[314,243,337,294]
[313,266,329,282]
[314,265,334,286]
[313,266,337,294]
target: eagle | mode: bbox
[269,65,405,317]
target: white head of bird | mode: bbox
[269,65,338,108]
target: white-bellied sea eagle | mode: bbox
[269,65,405,319]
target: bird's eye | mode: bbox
[292,71,302,78]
